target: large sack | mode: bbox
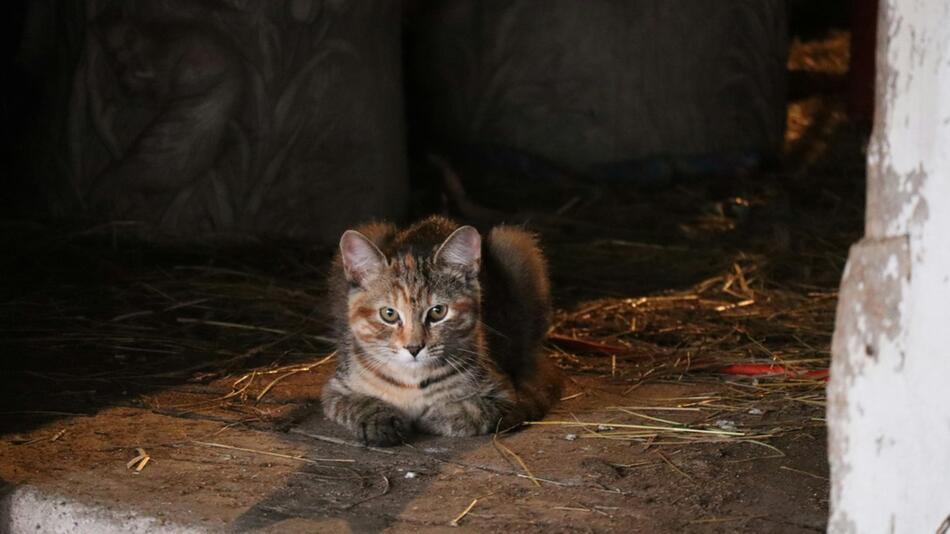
[24,0,407,242]
[408,0,787,175]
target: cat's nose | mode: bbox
[405,344,425,357]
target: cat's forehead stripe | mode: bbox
[384,279,435,313]
[396,284,411,312]
[391,252,421,275]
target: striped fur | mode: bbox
[322,216,561,445]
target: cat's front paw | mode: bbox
[421,399,504,437]
[357,406,409,446]
[444,418,493,437]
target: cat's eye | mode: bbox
[379,307,400,324]
[426,304,448,323]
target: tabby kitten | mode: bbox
[321,216,561,445]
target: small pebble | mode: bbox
[715,419,738,432]
[748,408,764,415]
[404,472,418,479]
[565,433,578,441]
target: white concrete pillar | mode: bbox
[828,1,950,533]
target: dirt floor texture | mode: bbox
[0,29,861,533]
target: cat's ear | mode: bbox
[435,225,481,273]
[340,230,387,285]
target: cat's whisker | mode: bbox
[478,319,510,340]
[440,355,468,381]
[434,351,478,387]
[451,346,491,361]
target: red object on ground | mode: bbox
[718,363,829,380]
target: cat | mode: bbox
[321,215,561,445]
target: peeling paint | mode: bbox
[882,254,899,279]
[829,0,950,532]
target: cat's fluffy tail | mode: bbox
[484,225,562,427]
[517,356,563,420]
[497,358,562,431]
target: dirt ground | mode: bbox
[0,29,859,533]
[0,376,829,533]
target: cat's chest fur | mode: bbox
[345,357,470,417]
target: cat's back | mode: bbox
[388,216,459,255]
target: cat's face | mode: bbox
[340,227,481,366]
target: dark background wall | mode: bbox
[3,0,797,243]
[407,1,787,170]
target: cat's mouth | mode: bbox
[394,347,430,365]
